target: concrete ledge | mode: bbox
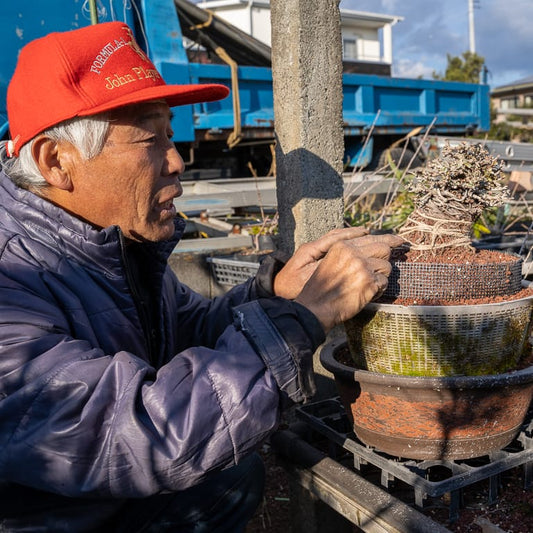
[271,427,451,533]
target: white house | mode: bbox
[196,0,403,74]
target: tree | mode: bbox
[433,51,485,83]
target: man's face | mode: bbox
[58,101,184,242]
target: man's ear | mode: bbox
[32,136,74,191]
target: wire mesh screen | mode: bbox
[383,255,523,301]
[345,299,533,376]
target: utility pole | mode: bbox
[468,0,477,53]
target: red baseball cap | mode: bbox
[6,21,230,156]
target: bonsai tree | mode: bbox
[343,139,533,375]
[398,142,510,258]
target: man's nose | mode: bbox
[166,144,185,177]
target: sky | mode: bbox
[340,0,533,89]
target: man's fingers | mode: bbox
[371,272,390,300]
[366,256,393,277]
[351,240,402,261]
[293,229,402,265]
[307,227,369,258]
[325,226,368,238]
[348,233,405,249]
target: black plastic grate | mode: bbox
[295,398,533,522]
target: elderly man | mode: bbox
[0,21,402,532]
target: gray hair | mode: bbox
[3,115,110,190]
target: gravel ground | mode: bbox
[245,444,291,533]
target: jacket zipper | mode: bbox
[118,230,156,364]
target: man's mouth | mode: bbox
[157,199,177,217]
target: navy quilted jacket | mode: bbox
[0,170,321,524]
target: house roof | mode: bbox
[176,0,272,66]
[183,0,402,66]
[492,75,533,94]
[340,8,404,27]
[197,1,404,28]
[197,0,271,8]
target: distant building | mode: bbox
[196,0,403,75]
[491,76,533,127]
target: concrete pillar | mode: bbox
[270,0,344,255]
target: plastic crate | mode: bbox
[207,256,260,286]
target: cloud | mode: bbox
[393,58,434,79]
[341,0,532,87]
[477,0,533,84]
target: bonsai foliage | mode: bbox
[398,142,510,256]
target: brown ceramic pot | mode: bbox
[320,338,533,460]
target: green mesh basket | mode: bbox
[344,298,533,377]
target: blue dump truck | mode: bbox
[0,0,491,177]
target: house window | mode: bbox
[501,97,519,110]
[343,38,358,61]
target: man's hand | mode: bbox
[274,227,369,300]
[274,229,404,333]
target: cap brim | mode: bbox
[78,83,230,117]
